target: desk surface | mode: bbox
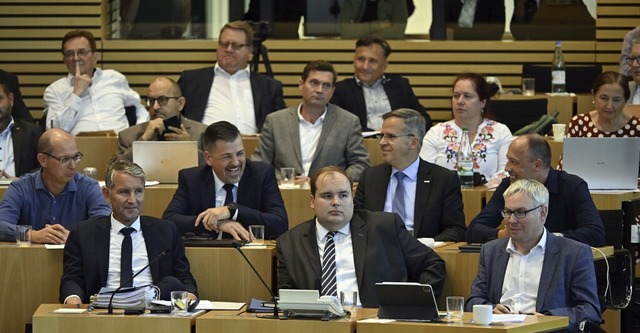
[32,304,199,333]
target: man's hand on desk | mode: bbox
[31,223,69,244]
[64,296,82,306]
[217,221,251,241]
[195,207,231,232]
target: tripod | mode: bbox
[250,37,273,78]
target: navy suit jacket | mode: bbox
[0,70,33,123]
[354,159,466,241]
[162,161,288,238]
[330,75,432,131]
[59,216,198,303]
[276,210,446,308]
[11,118,43,176]
[466,232,601,332]
[177,67,285,132]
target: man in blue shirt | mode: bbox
[0,128,111,243]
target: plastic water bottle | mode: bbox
[551,40,566,93]
[457,128,474,188]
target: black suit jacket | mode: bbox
[354,159,466,241]
[177,67,285,132]
[162,160,288,238]
[330,75,432,131]
[276,210,446,307]
[0,70,33,123]
[11,118,42,177]
[59,216,198,303]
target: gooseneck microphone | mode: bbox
[233,242,280,319]
[106,248,171,315]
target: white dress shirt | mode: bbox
[383,157,419,231]
[106,215,153,288]
[44,68,149,135]
[315,221,361,306]
[0,118,15,177]
[500,228,547,314]
[212,169,239,220]
[356,76,391,130]
[298,104,327,176]
[203,64,257,134]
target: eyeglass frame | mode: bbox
[63,49,93,59]
[146,96,181,107]
[625,56,640,66]
[218,41,250,51]
[500,204,543,220]
[375,133,415,141]
[41,152,84,165]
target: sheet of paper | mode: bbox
[53,308,87,314]
[196,300,245,310]
[45,244,65,250]
[491,314,527,323]
[358,318,395,323]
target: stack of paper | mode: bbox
[91,285,154,309]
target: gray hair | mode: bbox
[382,108,427,144]
[503,179,549,207]
[104,159,145,189]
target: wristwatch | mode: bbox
[227,202,238,219]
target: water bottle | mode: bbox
[551,40,566,93]
[457,128,474,188]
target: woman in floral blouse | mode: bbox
[420,73,513,181]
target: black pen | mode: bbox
[503,305,512,313]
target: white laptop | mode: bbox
[562,137,640,190]
[132,141,198,183]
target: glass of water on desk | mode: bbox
[340,291,358,317]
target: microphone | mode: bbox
[106,248,171,315]
[233,243,280,319]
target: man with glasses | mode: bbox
[625,38,640,104]
[251,60,370,183]
[466,134,605,247]
[115,77,207,162]
[466,179,601,332]
[619,27,639,79]
[354,109,465,241]
[177,21,285,134]
[44,30,148,135]
[0,129,111,243]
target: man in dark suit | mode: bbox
[354,109,465,241]
[177,21,285,134]
[277,166,445,307]
[60,160,198,305]
[330,36,431,132]
[0,76,42,178]
[115,77,207,162]
[0,70,33,123]
[163,121,287,240]
[466,179,600,332]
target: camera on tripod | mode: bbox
[247,21,273,77]
[248,21,272,43]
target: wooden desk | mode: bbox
[462,187,486,226]
[32,304,199,333]
[75,136,119,180]
[497,93,577,125]
[196,308,356,333]
[356,308,568,333]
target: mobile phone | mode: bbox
[162,116,181,133]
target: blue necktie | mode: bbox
[120,227,135,287]
[321,231,338,296]
[393,172,407,223]
[223,183,235,205]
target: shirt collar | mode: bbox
[506,228,548,255]
[0,117,15,136]
[355,74,388,88]
[214,63,251,77]
[391,156,420,181]
[211,168,240,195]
[110,214,142,233]
[35,170,78,193]
[315,219,351,241]
[297,103,327,125]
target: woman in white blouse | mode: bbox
[419,73,513,182]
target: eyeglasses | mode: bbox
[500,204,542,219]
[375,133,415,141]
[63,49,92,59]
[146,96,180,107]
[625,56,640,66]
[42,152,83,165]
[218,41,249,51]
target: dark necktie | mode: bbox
[223,183,235,205]
[120,227,135,287]
[392,172,407,223]
[321,231,338,296]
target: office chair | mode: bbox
[487,98,548,134]
[522,64,603,93]
[125,106,137,126]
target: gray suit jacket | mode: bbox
[251,104,370,181]
[629,81,639,104]
[115,115,207,163]
[466,232,601,332]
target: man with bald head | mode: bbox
[0,128,111,243]
[116,76,207,162]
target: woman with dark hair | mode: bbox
[420,73,513,182]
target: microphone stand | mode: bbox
[105,248,170,315]
[234,243,280,319]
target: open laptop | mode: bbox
[132,141,198,183]
[375,282,443,322]
[562,137,640,190]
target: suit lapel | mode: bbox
[11,124,25,174]
[350,215,368,290]
[371,165,392,210]
[250,72,262,116]
[351,81,368,121]
[287,108,304,171]
[490,246,511,302]
[141,218,161,281]
[96,218,112,287]
[312,105,335,165]
[536,233,558,311]
[413,160,432,234]
[200,167,217,208]
[301,221,322,281]
[237,162,252,204]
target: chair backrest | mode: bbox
[599,209,625,249]
[487,98,548,134]
[522,64,603,93]
[594,249,633,310]
[125,105,137,126]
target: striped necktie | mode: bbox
[392,172,407,223]
[320,231,338,296]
